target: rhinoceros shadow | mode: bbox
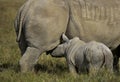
[0,63,20,72]
[34,63,68,74]
[0,62,68,74]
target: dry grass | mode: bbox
[0,0,120,82]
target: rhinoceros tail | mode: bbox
[16,0,33,42]
[16,5,25,42]
[15,3,26,42]
[17,19,23,42]
[14,5,24,42]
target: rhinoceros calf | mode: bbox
[51,34,113,74]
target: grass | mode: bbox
[0,0,120,82]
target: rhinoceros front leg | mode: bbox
[112,45,120,72]
[19,47,42,73]
[113,57,119,72]
[68,63,78,77]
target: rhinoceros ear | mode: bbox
[62,34,69,42]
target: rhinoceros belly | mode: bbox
[68,0,120,49]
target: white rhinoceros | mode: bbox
[14,0,120,72]
[51,34,113,74]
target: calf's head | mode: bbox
[51,34,69,57]
[51,34,81,57]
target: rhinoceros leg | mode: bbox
[68,63,78,76]
[19,47,42,73]
[104,54,113,72]
[89,62,102,74]
[113,45,120,72]
[113,55,119,72]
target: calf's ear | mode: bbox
[62,34,69,42]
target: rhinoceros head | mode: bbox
[51,34,82,57]
[51,34,70,57]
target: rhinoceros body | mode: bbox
[51,34,113,74]
[14,0,120,72]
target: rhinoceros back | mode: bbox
[67,0,120,49]
[69,0,120,22]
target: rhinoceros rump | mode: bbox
[14,0,120,72]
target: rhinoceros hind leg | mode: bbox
[19,47,42,73]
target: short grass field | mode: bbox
[0,0,120,82]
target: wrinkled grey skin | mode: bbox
[14,0,120,72]
[51,34,113,74]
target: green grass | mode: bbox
[0,0,120,82]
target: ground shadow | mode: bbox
[0,62,68,75]
[0,63,20,72]
[35,63,68,74]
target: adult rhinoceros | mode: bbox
[14,0,120,72]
